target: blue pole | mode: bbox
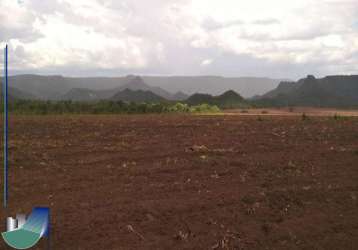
[47,210,51,250]
[4,44,8,208]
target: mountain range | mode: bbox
[141,76,283,97]
[1,74,357,108]
[61,76,175,101]
[2,74,284,100]
[0,85,36,101]
[256,75,358,107]
[3,75,181,101]
[111,88,165,103]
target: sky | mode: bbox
[1,0,358,79]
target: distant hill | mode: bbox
[7,74,283,100]
[142,76,284,98]
[61,88,111,101]
[0,87,16,102]
[0,79,37,101]
[61,76,178,101]
[111,88,165,103]
[261,81,302,99]
[115,76,174,100]
[9,75,186,101]
[9,87,37,100]
[9,75,71,100]
[187,90,247,108]
[257,75,358,107]
[172,91,189,101]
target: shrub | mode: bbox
[332,113,347,121]
[301,113,308,121]
[189,104,220,113]
[168,102,190,113]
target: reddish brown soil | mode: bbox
[1,114,358,250]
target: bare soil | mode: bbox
[1,114,358,250]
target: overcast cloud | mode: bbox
[1,0,358,79]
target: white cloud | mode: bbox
[0,0,357,78]
[201,59,213,66]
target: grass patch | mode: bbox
[332,113,348,121]
[241,194,256,205]
[301,113,309,121]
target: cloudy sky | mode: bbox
[1,0,358,79]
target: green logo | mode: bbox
[2,207,50,249]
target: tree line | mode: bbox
[1,100,220,115]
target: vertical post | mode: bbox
[47,210,51,250]
[4,44,8,208]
